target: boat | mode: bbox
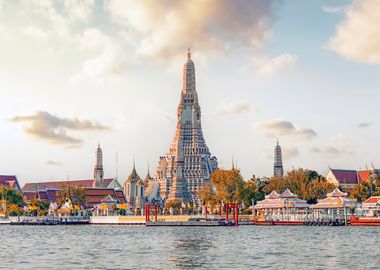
[350,216,380,226]
[350,196,380,226]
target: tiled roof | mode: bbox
[331,169,359,184]
[115,190,127,204]
[280,188,297,198]
[358,170,372,183]
[0,175,21,190]
[22,178,114,192]
[327,188,347,198]
[23,191,37,200]
[84,188,120,208]
[363,196,380,204]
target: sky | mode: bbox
[1,0,380,186]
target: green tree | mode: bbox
[58,184,87,209]
[210,169,245,203]
[262,168,335,203]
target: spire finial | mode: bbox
[232,155,235,170]
[98,141,100,148]
[187,48,191,60]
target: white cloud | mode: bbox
[283,147,299,160]
[255,53,297,79]
[23,25,48,40]
[71,28,129,82]
[64,0,95,21]
[257,120,317,140]
[328,0,380,63]
[322,5,347,14]
[10,111,110,148]
[217,100,255,115]
[103,0,274,60]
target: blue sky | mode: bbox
[0,0,379,185]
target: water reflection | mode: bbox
[169,228,215,269]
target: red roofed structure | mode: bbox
[22,178,118,192]
[326,169,359,191]
[0,175,21,191]
[357,170,371,183]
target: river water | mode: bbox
[0,226,378,269]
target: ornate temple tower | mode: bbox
[93,143,104,187]
[274,140,284,177]
[156,49,218,202]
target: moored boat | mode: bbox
[350,196,380,226]
[350,216,380,226]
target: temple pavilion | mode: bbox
[310,188,356,221]
[254,189,310,222]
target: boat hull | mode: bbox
[350,216,380,226]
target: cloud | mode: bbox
[255,53,297,79]
[311,146,341,157]
[103,0,274,60]
[71,28,129,82]
[46,160,63,166]
[358,122,373,128]
[283,147,299,160]
[23,25,48,40]
[328,0,380,63]
[64,0,95,21]
[256,120,317,140]
[217,100,255,115]
[322,5,347,14]
[10,111,110,147]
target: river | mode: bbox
[0,226,378,269]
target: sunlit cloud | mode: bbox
[256,120,317,140]
[328,0,380,63]
[104,0,274,60]
[10,111,110,148]
[254,53,297,79]
[217,100,256,115]
[23,25,48,40]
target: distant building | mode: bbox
[326,168,380,191]
[274,140,284,177]
[22,144,124,207]
[326,169,359,191]
[154,49,218,203]
[93,143,105,187]
[0,175,21,191]
[123,162,146,211]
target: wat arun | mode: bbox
[155,49,218,203]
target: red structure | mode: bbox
[224,202,239,226]
[145,204,158,222]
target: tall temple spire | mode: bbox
[156,49,218,203]
[274,139,284,177]
[94,143,104,187]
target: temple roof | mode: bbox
[280,188,297,198]
[22,178,114,192]
[327,188,347,198]
[265,190,280,199]
[330,169,359,184]
[357,170,372,183]
[0,175,21,191]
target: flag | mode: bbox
[242,201,245,208]
[181,202,186,208]
[187,202,191,209]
